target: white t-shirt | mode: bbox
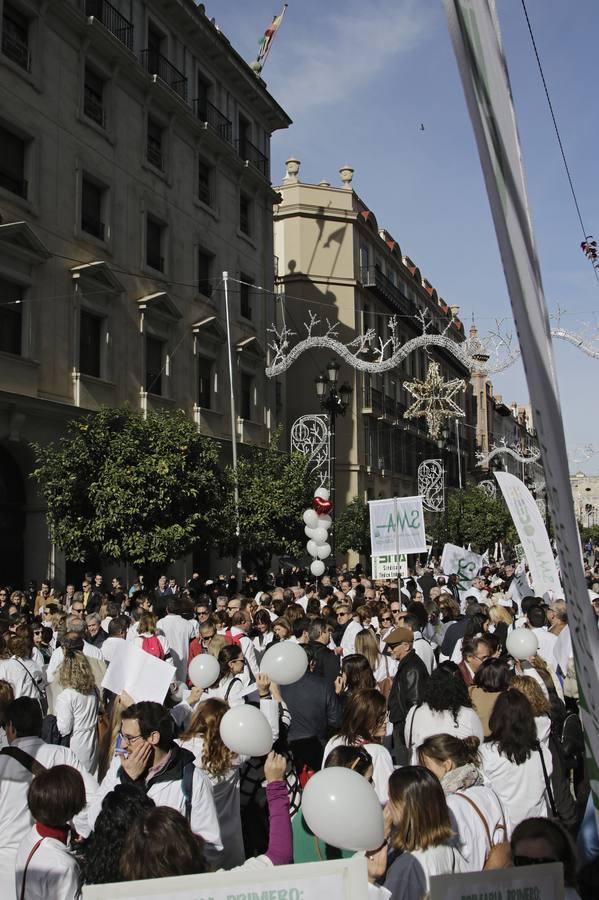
[404,704,484,759]
[480,741,552,828]
[156,614,199,681]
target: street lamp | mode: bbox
[315,362,353,569]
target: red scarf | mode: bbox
[35,823,69,844]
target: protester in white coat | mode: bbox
[418,733,508,870]
[15,764,86,900]
[404,665,484,762]
[157,598,198,681]
[54,651,99,774]
[0,698,98,900]
[480,690,552,828]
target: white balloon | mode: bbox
[318,514,332,529]
[506,628,539,660]
[261,642,308,685]
[188,654,219,689]
[303,508,319,529]
[219,704,273,756]
[316,542,331,560]
[314,487,330,501]
[302,767,384,851]
[305,526,317,539]
[312,527,328,545]
[306,539,319,558]
[310,559,326,577]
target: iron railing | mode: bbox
[81,215,105,240]
[193,99,232,144]
[83,88,104,126]
[85,0,134,50]
[141,49,187,101]
[236,138,269,178]
[360,265,413,315]
[1,30,30,70]
[0,168,27,198]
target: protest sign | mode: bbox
[440,543,483,593]
[445,0,599,823]
[495,472,561,599]
[369,496,427,556]
[372,553,408,580]
[82,856,367,900]
[101,642,175,704]
[430,860,563,900]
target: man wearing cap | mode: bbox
[385,626,429,765]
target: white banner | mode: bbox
[372,553,409,580]
[369,496,427,555]
[495,472,561,599]
[82,857,367,900]
[440,543,483,593]
[445,0,599,818]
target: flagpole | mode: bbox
[251,4,288,74]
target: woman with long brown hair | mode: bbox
[323,688,393,804]
[383,767,467,898]
[178,698,246,868]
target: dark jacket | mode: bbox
[440,616,467,658]
[280,672,341,744]
[86,627,107,648]
[388,650,429,731]
[308,641,340,687]
[417,573,437,603]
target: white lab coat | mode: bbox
[156,614,198,681]
[340,620,362,655]
[227,628,259,678]
[46,642,104,684]
[89,752,222,849]
[446,784,508,869]
[384,843,467,900]
[413,634,437,675]
[0,737,98,899]
[531,627,558,666]
[480,740,552,827]
[0,658,44,701]
[54,688,98,774]
[323,735,394,804]
[404,704,484,759]
[15,827,79,900]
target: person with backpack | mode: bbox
[157,597,199,682]
[133,612,170,661]
[226,611,259,679]
[87,700,222,860]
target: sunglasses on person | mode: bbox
[380,616,392,623]
[336,612,349,619]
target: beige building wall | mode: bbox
[273,159,473,551]
[0,0,290,585]
[571,472,599,527]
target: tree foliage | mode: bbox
[32,407,223,568]
[335,497,371,556]
[426,481,517,551]
[218,435,316,572]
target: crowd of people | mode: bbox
[0,556,598,899]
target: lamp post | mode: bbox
[436,423,451,544]
[315,360,353,569]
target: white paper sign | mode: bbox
[101,643,176,704]
[430,861,564,900]
[82,856,367,900]
[495,471,561,598]
[445,0,599,825]
[372,553,409,580]
[369,496,427,555]
[440,543,483,593]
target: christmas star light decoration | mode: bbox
[404,361,466,438]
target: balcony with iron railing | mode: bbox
[360,265,413,315]
[81,215,105,241]
[236,138,269,178]
[0,168,27,198]
[193,99,232,144]
[141,49,187,101]
[83,88,104,126]
[1,30,30,70]
[85,0,134,51]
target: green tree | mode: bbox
[32,407,223,571]
[219,437,315,575]
[427,481,517,551]
[335,496,371,556]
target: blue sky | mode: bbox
[209,0,599,472]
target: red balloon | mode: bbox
[313,497,333,515]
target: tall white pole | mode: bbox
[223,272,242,578]
[455,418,463,489]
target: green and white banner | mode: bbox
[372,553,409,580]
[368,496,427,556]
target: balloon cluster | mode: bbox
[303,487,332,577]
